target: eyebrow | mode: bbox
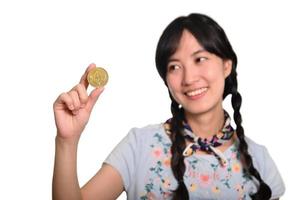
[168,49,206,62]
[192,49,206,56]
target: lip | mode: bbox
[184,88,208,100]
[184,87,208,94]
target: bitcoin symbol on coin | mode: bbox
[87,67,108,87]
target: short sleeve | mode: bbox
[259,146,285,199]
[102,128,138,192]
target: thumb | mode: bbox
[85,87,105,113]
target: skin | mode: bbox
[166,30,234,153]
[52,32,279,199]
[166,30,280,200]
[52,64,123,200]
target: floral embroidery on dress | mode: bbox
[140,133,172,200]
[140,131,255,200]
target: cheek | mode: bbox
[166,78,182,102]
[206,65,226,83]
[166,76,180,91]
[206,69,226,94]
[212,77,226,98]
[166,80,175,97]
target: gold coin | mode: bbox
[87,67,108,87]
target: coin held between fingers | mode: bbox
[87,67,109,88]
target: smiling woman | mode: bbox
[52,13,285,200]
[165,30,232,118]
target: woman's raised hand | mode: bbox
[53,63,104,141]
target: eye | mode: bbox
[168,64,181,72]
[195,57,207,63]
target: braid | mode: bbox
[169,93,189,200]
[154,13,274,200]
[230,79,272,199]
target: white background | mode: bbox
[0,0,299,199]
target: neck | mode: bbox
[184,104,224,138]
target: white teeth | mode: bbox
[186,88,208,97]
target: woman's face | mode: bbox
[166,30,232,116]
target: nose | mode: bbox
[182,66,199,86]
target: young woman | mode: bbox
[52,13,285,200]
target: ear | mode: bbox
[223,59,232,78]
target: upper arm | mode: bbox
[81,163,124,200]
[80,128,139,199]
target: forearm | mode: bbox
[52,136,82,200]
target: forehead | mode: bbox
[170,30,205,59]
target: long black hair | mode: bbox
[155,13,272,200]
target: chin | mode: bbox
[183,106,210,116]
[183,102,220,116]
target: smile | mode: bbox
[185,87,208,97]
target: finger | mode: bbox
[79,63,96,89]
[85,87,105,113]
[55,92,74,111]
[72,84,88,107]
[68,90,81,112]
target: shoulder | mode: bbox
[243,136,269,169]
[131,123,165,135]
[244,136,267,155]
[239,136,274,178]
[128,123,169,141]
[126,123,170,146]
[244,137,285,198]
